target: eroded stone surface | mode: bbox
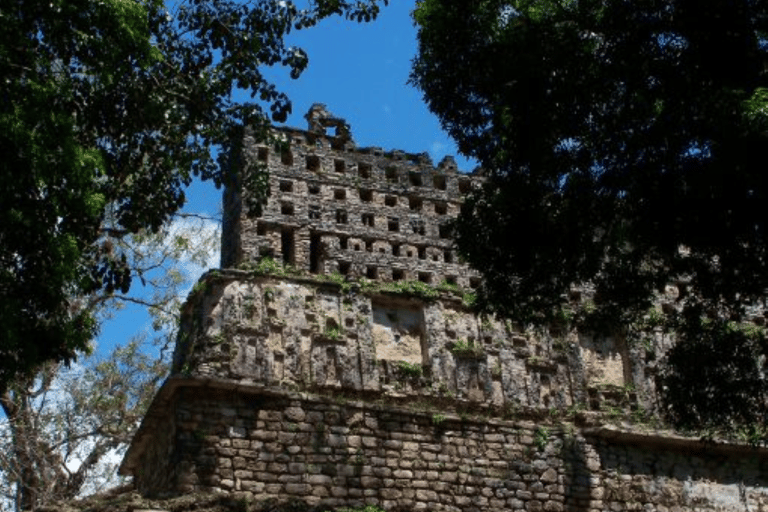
[172,271,624,409]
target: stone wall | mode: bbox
[124,379,768,512]
[171,270,644,413]
[222,103,481,289]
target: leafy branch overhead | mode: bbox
[0,0,387,392]
[411,0,768,434]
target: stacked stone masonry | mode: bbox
[126,381,768,511]
[121,105,768,511]
[222,103,482,289]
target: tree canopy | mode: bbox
[0,0,386,392]
[411,0,768,432]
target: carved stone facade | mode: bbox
[120,106,768,511]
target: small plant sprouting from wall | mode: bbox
[324,324,342,341]
[491,360,503,378]
[397,360,423,379]
[254,256,284,276]
[438,279,460,294]
[327,271,346,287]
[242,296,256,317]
[461,291,477,308]
[382,279,439,300]
[450,338,484,358]
[190,279,209,296]
[534,426,550,452]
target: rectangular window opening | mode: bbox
[388,217,399,232]
[281,203,294,216]
[281,229,294,266]
[360,189,373,202]
[392,269,404,281]
[306,154,321,172]
[308,183,321,195]
[435,202,448,215]
[281,149,293,166]
[411,220,425,236]
[338,261,351,275]
[392,244,401,257]
[386,167,397,182]
[308,205,321,220]
[309,233,321,273]
[334,188,346,201]
[433,174,446,190]
[385,195,397,207]
[257,147,269,162]
[361,213,375,227]
[279,180,293,193]
[336,209,348,224]
[458,178,471,194]
[418,272,431,284]
[334,159,345,173]
[418,247,426,260]
[409,172,423,187]
[359,162,372,179]
[409,197,423,211]
[366,266,378,280]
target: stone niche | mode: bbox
[578,333,629,387]
[371,300,425,365]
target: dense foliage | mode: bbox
[0,0,386,392]
[411,0,768,433]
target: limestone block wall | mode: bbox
[172,270,643,412]
[122,379,768,512]
[588,430,768,510]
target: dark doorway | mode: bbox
[281,229,294,266]
[309,232,321,273]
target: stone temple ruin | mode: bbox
[120,105,768,511]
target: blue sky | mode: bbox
[184,0,476,216]
[96,0,475,356]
